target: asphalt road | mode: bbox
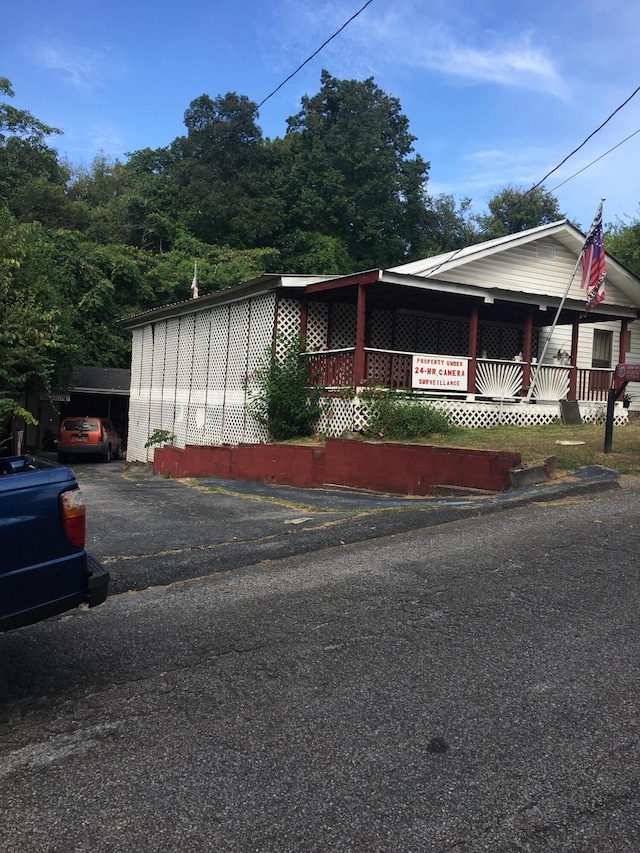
[1,461,639,851]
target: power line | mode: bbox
[189,1,375,162]
[422,85,640,277]
[256,0,375,112]
[529,85,640,194]
[548,127,640,195]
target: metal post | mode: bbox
[604,381,627,453]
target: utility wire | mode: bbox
[529,85,640,194]
[190,1,375,161]
[548,127,640,195]
[420,85,640,278]
[256,0,375,111]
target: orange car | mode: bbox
[57,417,123,463]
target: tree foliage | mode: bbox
[0,208,75,430]
[605,213,640,277]
[475,184,564,239]
[281,70,431,269]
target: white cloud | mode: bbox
[270,0,567,97]
[437,40,566,96]
[28,38,125,89]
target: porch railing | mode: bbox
[305,348,355,387]
[302,348,614,402]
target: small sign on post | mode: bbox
[614,363,640,383]
[604,363,640,453]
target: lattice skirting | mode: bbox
[315,394,628,435]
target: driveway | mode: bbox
[75,459,620,594]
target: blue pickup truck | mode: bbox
[0,455,109,632]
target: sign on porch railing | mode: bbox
[412,354,468,391]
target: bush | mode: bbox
[247,335,324,442]
[362,393,451,441]
[144,428,176,448]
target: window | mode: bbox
[592,329,613,369]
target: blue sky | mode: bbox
[4,0,640,232]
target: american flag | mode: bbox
[580,201,606,310]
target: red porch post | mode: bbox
[353,284,367,387]
[467,306,478,395]
[299,297,308,341]
[569,318,580,399]
[619,319,629,364]
[522,313,533,393]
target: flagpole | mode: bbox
[526,255,583,401]
[526,198,605,402]
[190,261,198,299]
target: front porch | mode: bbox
[302,349,628,435]
[304,348,614,403]
[295,261,633,433]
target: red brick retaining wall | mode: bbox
[153,439,520,495]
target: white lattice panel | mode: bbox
[130,328,143,394]
[222,301,250,443]
[146,322,166,456]
[276,298,302,355]
[307,302,329,350]
[184,313,210,445]
[161,319,179,445]
[125,327,149,461]
[315,396,355,437]
[171,315,194,448]
[312,393,628,436]
[133,325,155,461]
[330,303,357,348]
[244,293,276,442]
[204,305,230,444]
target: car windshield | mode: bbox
[63,420,99,432]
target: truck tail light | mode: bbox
[60,488,86,548]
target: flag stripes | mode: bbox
[580,201,606,310]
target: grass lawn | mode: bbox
[431,420,640,476]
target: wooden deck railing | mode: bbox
[304,349,355,387]
[302,348,614,402]
[576,368,613,401]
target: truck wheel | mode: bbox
[102,444,112,463]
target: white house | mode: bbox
[122,220,640,463]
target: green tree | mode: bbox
[0,78,70,225]
[170,92,283,248]
[605,212,640,277]
[0,208,76,434]
[282,70,431,269]
[475,184,564,239]
[420,194,479,254]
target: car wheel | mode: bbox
[102,444,112,463]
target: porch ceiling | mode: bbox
[306,279,619,328]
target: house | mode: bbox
[121,220,640,464]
